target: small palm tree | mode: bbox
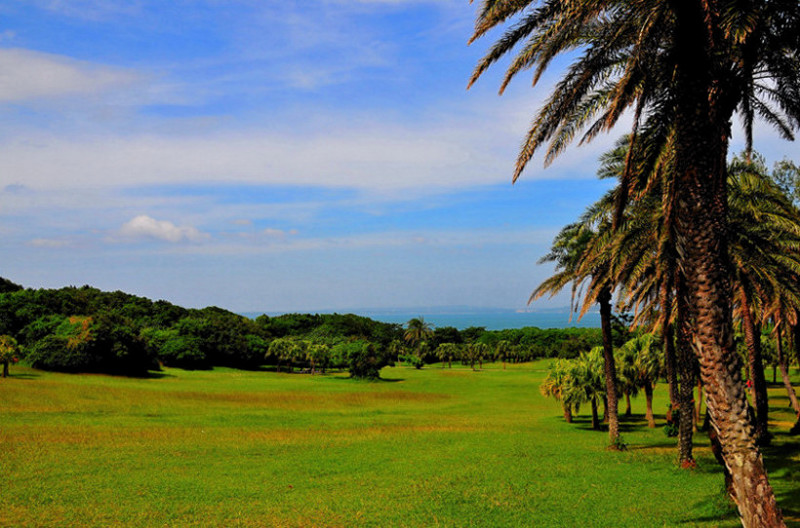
[435,343,459,369]
[0,335,20,378]
[306,343,329,375]
[618,334,663,428]
[540,359,583,423]
[495,340,511,370]
[574,347,607,431]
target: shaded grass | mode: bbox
[1,363,798,527]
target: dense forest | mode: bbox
[0,277,609,378]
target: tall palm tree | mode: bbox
[469,2,800,521]
[532,206,622,447]
[727,156,800,445]
[404,317,434,348]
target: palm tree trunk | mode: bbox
[660,272,679,408]
[671,42,783,522]
[598,286,620,446]
[590,396,599,431]
[793,322,800,369]
[669,2,784,515]
[625,391,632,417]
[776,326,800,417]
[644,381,655,428]
[2,360,8,378]
[676,279,695,467]
[740,291,770,444]
[563,403,573,423]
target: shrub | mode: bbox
[338,341,391,379]
[27,315,156,375]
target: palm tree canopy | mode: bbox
[468,0,800,183]
[404,317,434,346]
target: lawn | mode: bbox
[1,362,798,527]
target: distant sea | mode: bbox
[240,308,601,331]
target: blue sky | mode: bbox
[0,1,796,313]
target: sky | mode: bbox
[0,1,796,313]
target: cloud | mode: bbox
[0,48,141,103]
[152,226,555,257]
[118,215,209,243]
[26,237,73,248]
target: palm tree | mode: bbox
[575,347,607,431]
[404,317,434,348]
[495,340,511,369]
[469,2,800,522]
[0,335,19,378]
[773,324,800,433]
[726,154,800,444]
[387,339,406,366]
[532,181,624,448]
[540,358,584,423]
[617,334,663,428]
[267,338,294,373]
[306,343,329,375]
[615,339,640,419]
[435,343,459,369]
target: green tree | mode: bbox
[495,340,511,370]
[404,317,434,348]
[435,342,459,369]
[469,2,800,521]
[540,358,584,423]
[532,193,622,447]
[306,343,330,375]
[0,335,20,378]
[267,338,294,373]
[617,334,663,428]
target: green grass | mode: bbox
[1,362,799,527]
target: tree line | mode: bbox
[0,279,606,378]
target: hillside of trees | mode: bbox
[0,278,607,377]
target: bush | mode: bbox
[338,341,391,379]
[27,315,156,375]
[400,353,424,369]
[161,334,208,369]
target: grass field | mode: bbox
[2,361,799,527]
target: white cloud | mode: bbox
[0,93,604,196]
[118,215,209,243]
[0,48,142,103]
[26,237,73,248]
[148,226,555,257]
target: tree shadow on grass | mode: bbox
[144,370,176,379]
[762,437,800,526]
[327,375,405,383]
[3,372,41,380]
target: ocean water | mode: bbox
[363,311,601,331]
[243,310,602,331]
